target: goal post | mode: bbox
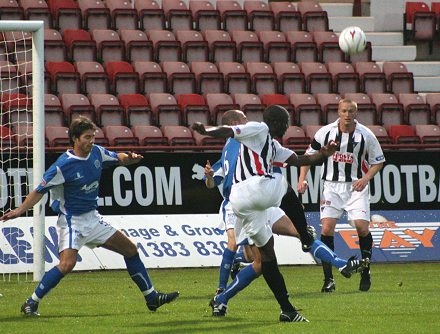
[0,21,45,281]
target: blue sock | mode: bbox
[218,248,236,289]
[217,265,259,305]
[233,246,247,263]
[311,240,346,269]
[125,253,156,302]
[33,266,64,301]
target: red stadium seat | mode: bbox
[366,125,392,144]
[44,29,66,62]
[289,93,322,127]
[75,61,110,95]
[203,30,236,64]
[371,93,404,127]
[382,62,414,95]
[44,94,65,126]
[218,62,251,94]
[132,125,167,145]
[103,125,138,146]
[21,0,51,28]
[63,29,96,62]
[415,124,440,143]
[106,0,138,30]
[344,93,376,125]
[0,125,16,148]
[119,94,152,127]
[60,93,95,123]
[45,61,80,95]
[2,93,32,128]
[404,2,435,54]
[300,62,332,95]
[398,93,431,125]
[119,29,153,63]
[270,2,301,33]
[272,62,305,95]
[134,0,165,31]
[354,62,387,95]
[90,29,125,63]
[205,93,239,125]
[216,0,248,32]
[89,93,124,127]
[316,93,342,124]
[133,61,167,94]
[147,30,181,63]
[297,1,329,32]
[162,125,195,146]
[162,0,193,31]
[162,61,196,95]
[283,125,309,145]
[148,93,182,126]
[327,62,360,94]
[313,31,345,63]
[78,0,111,30]
[105,61,139,95]
[258,30,291,63]
[243,0,274,32]
[45,126,70,147]
[246,62,278,95]
[233,93,265,122]
[260,94,295,124]
[177,93,210,125]
[285,31,318,63]
[425,93,440,125]
[388,124,421,144]
[231,30,264,63]
[189,0,221,31]
[47,0,82,32]
[190,62,224,95]
[176,30,209,63]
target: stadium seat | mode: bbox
[162,61,196,95]
[216,0,248,32]
[231,30,264,64]
[60,93,95,123]
[45,125,70,147]
[260,93,295,124]
[90,29,125,63]
[425,93,440,125]
[106,0,138,30]
[272,62,305,95]
[94,126,109,146]
[78,0,111,30]
[243,0,274,32]
[205,93,239,125]
[147,30,181,63]
[316,93,342,124]
[2,93,32,128]
[44,94,65,126]
[300,62,332,95]
[371,93,404,127]
[313,31,345,63]
[148,93,181,126]
[133,61,167,94]
[258,30,291,63]
[270,1,301,33]
[283,125,309,145]
[344,93,377,125]
[21,0,52,28]
[366,125,392,144]
[289,93,322,127]
[44,29,66,62]
[218,62,251,94]
[14,124,35,147]
[190,61,224,95]
[192,126,226,147]
[233,93,265,122]
[403,1,435,54]
[382,62,414,95]
[119,29,153,63]
[176,30,209,63]
[132,125,167,145]
[119,94,152,127]
[398,93,431,125]
[162,125,195,146]
[0,61,20,95]
[46,61,80,95]
[203,30,236,64]
[246,62,278,95]
[305,124,323,141]
[89,93,124,127]
[327,62,360,95]
[415,124,440,143]
[47,0,82,32]
[2,31,32,63]
[105,61,139,95]
[177,93,210,126]
[0,125,16,148]
[432,2,440,34]
[189,0,221,31]
[16,60,49,95]
[103,125,138,146]
[285,31,318,63]
[388,124,421,144]
[348,41,373,63]
[63,29,96,62]
[75,61,110,95]
[354,62,387,95]
[297,1,329,32]
[162,0,193,31]
[134,0,165,31]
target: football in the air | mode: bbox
[338,26,367,55]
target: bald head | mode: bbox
[221,110,247,126]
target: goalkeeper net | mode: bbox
[0,21,44,282]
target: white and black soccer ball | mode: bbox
[338,26,367,56]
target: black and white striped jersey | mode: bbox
[231,121,294,183]
[306,120,385,182]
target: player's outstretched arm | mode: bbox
[286,140,338,167]
[191,122,234,138]
[118,152,144,166]
[0,190,44,222]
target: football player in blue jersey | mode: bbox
[0,116,179,316]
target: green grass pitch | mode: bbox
[0,263,439,334]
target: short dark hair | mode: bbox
[263,104,289,125]
[221,110,243,126]
[68,116,97,145]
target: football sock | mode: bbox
[262,259,295,313]
[233,246,247,264]
[125,253,156,301]
[218,248,236,289]
[33,266,64,301]
[216,265,259,305]
[359,232,373,265]
[280,187,310,244]
[311,240,346,269]
[321,235,334,279]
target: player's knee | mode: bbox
[58,259,76,274]
[125,241,138,257]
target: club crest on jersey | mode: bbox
[94,160,100,168]
[234,126,241,134]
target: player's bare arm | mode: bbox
[204,160,216,189]
[0,190,44,222]
[118,152,144,166]
[286,140,338,167]
[352,163,383,191]
[192,123,234,138]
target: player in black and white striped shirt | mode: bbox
[298,99,385,293]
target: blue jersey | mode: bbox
[36,145,119,215]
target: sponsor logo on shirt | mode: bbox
[332,152,354,163]
[81,181,99,193]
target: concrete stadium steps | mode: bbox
[366,32,404,46]
[328,17,375,32]
[372,46,417,62]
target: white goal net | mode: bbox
[0,21,44,281]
